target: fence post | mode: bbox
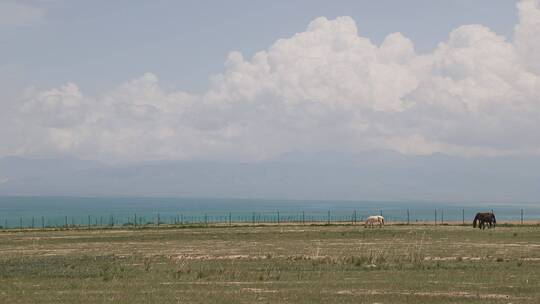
[441,210,444,225]
[327,210,330,225]
[205,213,208,227]
[302,211,305,226]
[228,212,231,226]
[134,214,137,227]
[406,209,410,225]
[521,209,524,225]
[434,209,437,225]
[462,209,465,225]
[42,216,45,229]
[20,217,23,229]
[88,215,91,229]
[157,213,160,228]
[277,211,280,225]
[65,216,68,228]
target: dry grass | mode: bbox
[0,225,539,303]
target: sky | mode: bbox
[0,1,539,167]
[1,0,519,94]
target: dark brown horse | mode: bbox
[473,212,496,229]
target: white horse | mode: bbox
[364,215,384,228]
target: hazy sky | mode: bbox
[1,0,539,163]
[1,0,519,93]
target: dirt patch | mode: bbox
[424,256,482,261]
[336,289,525,300]
[170,254,266,261]
[241,288,278,293]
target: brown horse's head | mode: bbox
[473,213,479,228]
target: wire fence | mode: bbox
[0,207,536,230]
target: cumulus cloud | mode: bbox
[2,0,540,162]
[515,0,540,73]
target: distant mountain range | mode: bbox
[0,152,539,203]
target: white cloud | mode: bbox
[2,1,540,162]
[0,1,44,26]
[515,0,540,74]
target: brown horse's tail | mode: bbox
[491,213,496,227]
[381,218,384,225]
[473,214,479,228]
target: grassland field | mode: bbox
[0,223,539,303]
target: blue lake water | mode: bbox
[0,196,538,228]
